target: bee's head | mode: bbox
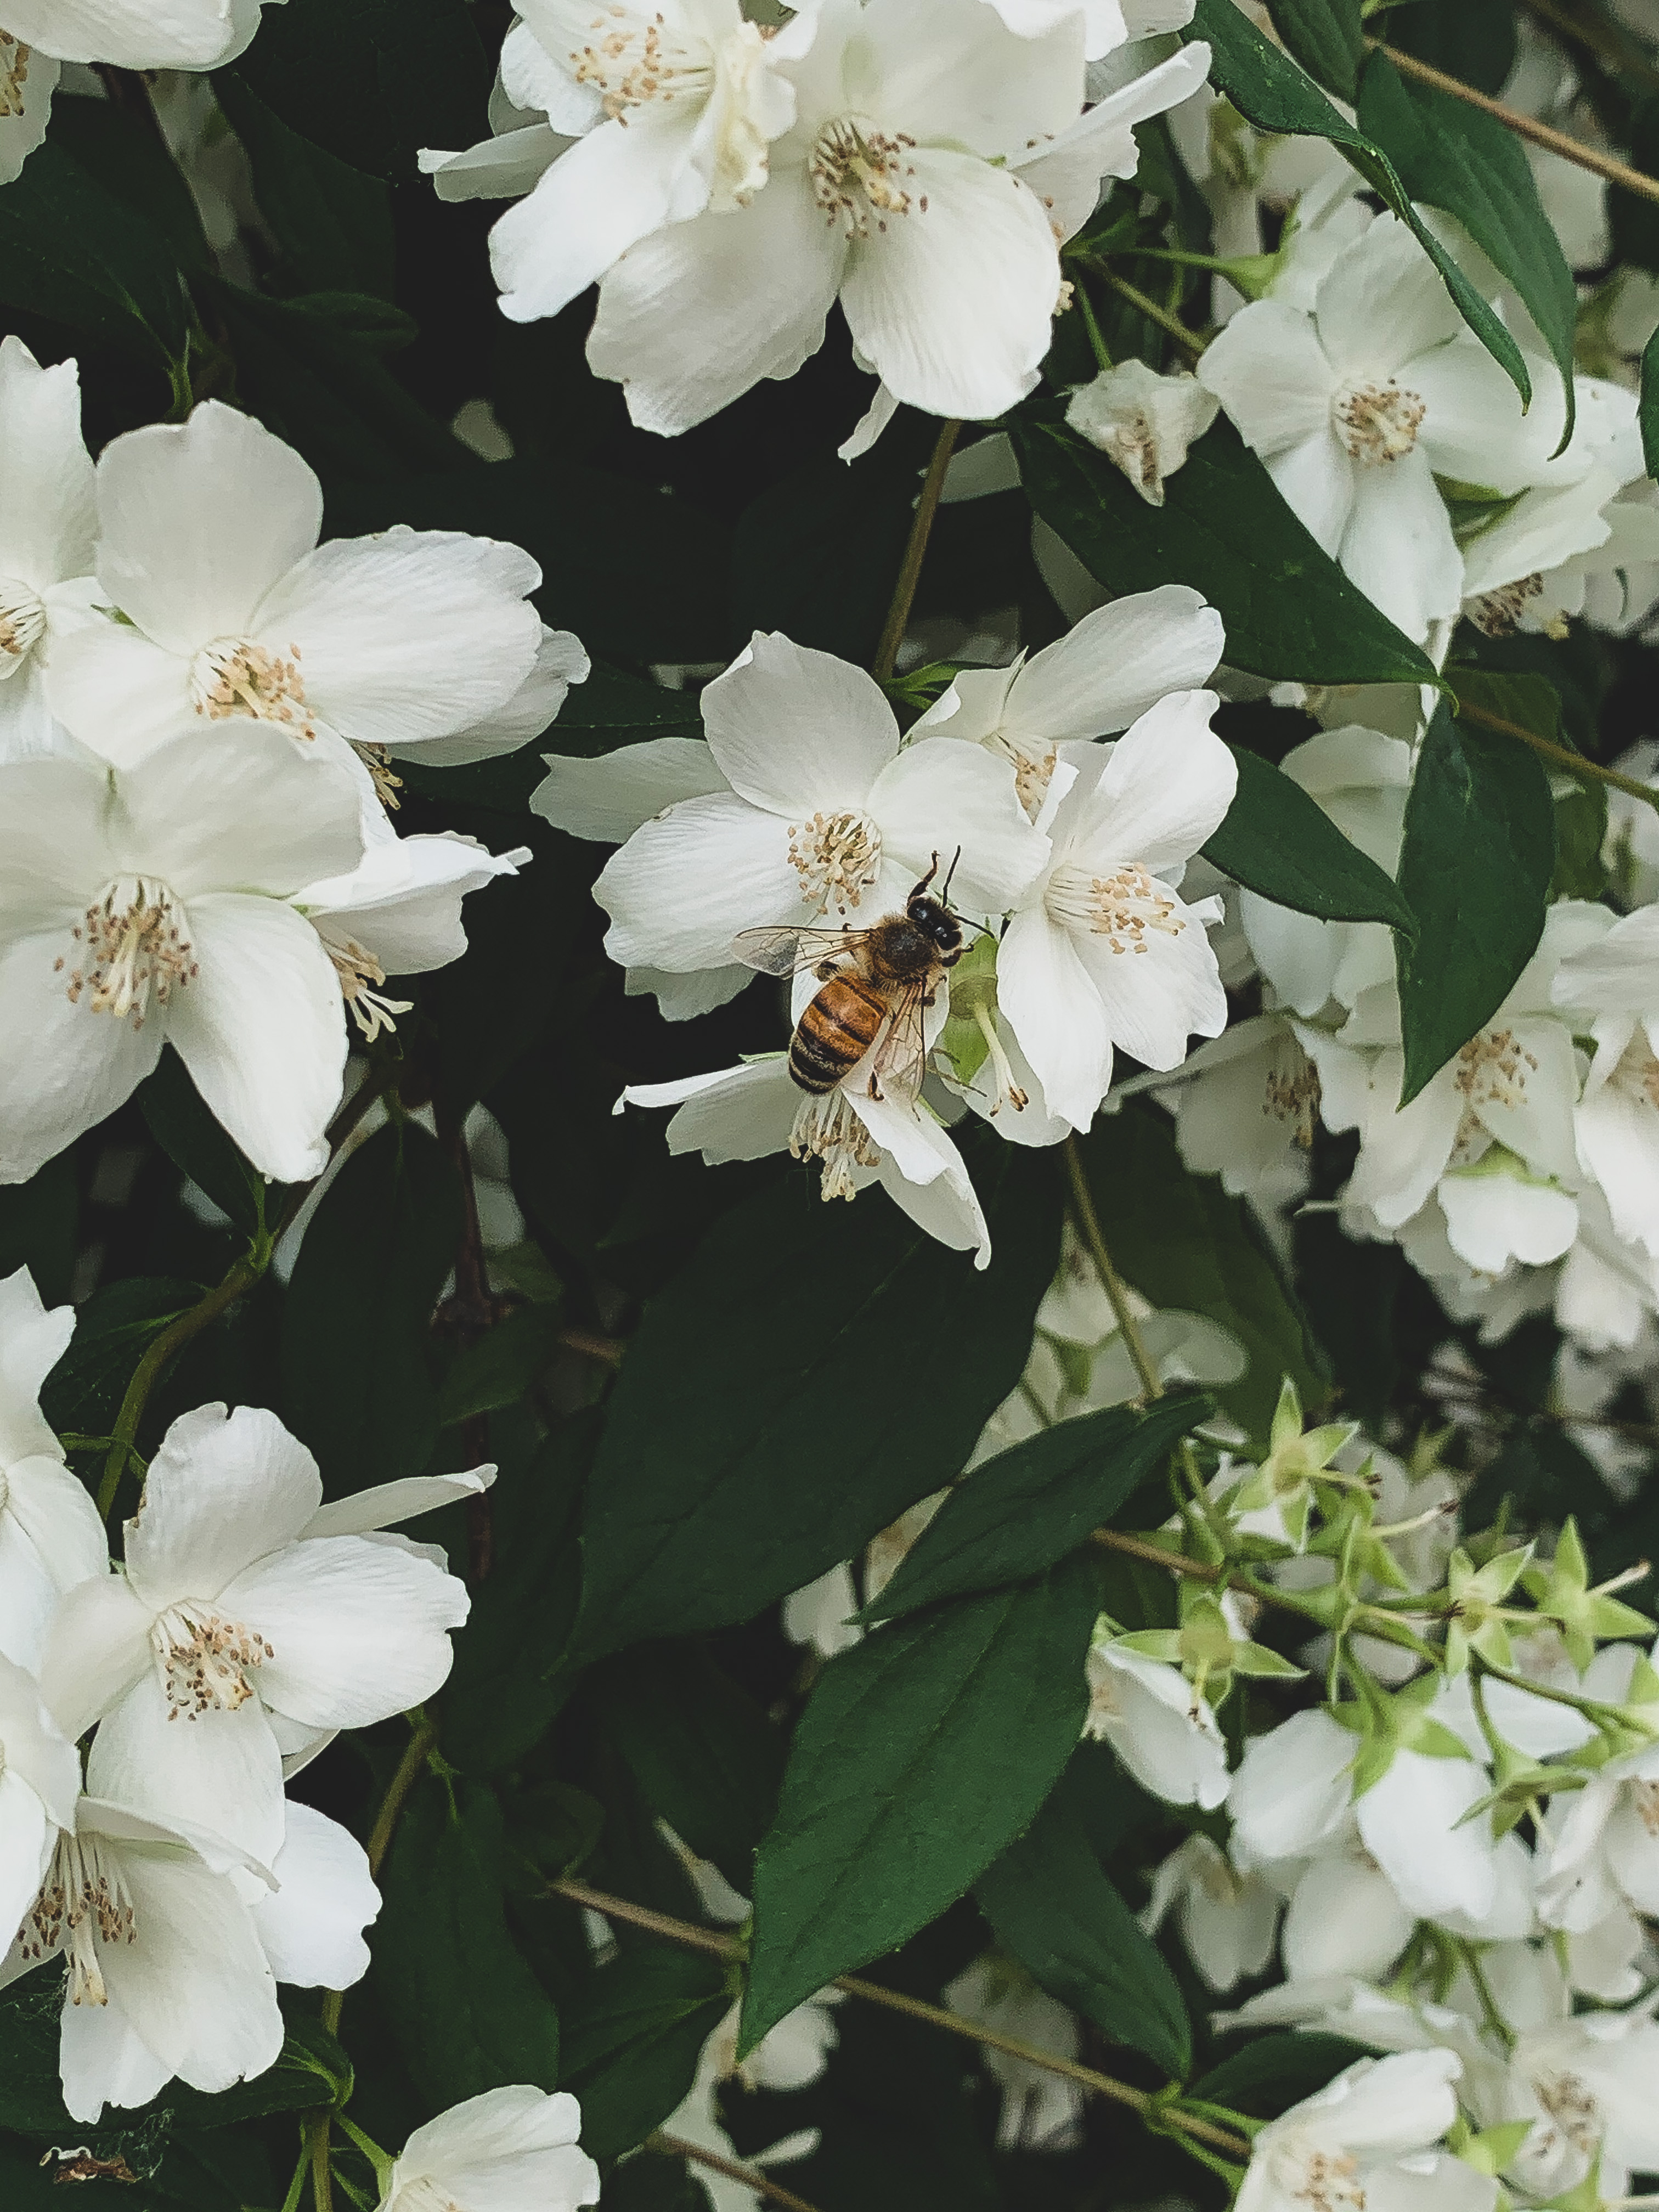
[906,848,966,953]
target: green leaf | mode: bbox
[571,1146,1063,1662]
[974,1762,1190,2075]
[163,2020,354,2129]
[1385,0,1516,95]
[280,1120,461,1494]
[740,1552,1099,2053]
[730,437,923,664]
[0,1153,78,1308]
[1358,50,1577,442]
[444,1416,595,1774]
[1395,698,1556,1105]
[1642,321,1659,481]
[1013,412,1434,686]
[376,1775,562,2104]
[863,1395,1209,1625]
[233,0,491,180]
[1075,1103,1329,1444]
[214,70,395,298]
[40,1277,200,1441]
[589,1643,785,1895]
[1192,2031,1373,2115]
[50,94,213,277]
[1183,0,1531,408]
[1266,0,1364,97]
[137,1046,286,1243]
[437,1305,564,1427]
[1204,744,1417,930]
[0,139,189,381]
[557,1945,731,2162]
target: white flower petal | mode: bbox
[1004,586,1224,743]
[251,1801,378,1989]
[702,633,898,815]
[124,1404,323,1614]
[88,1675,285,1870]
[0,927,163,1185]
[869,738,1048,919]
[0,337,94,590]
[595,792,804,971]
[1198,301,1338,459]
[532,737,729,844]
[1077,689,1233,867]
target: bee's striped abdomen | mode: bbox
[788,976,886,1093]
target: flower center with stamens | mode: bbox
[58,879,195,1030]
[1450,1026,1537,1160]
[0,574,45,670]
[20,1832,137,2006]
[1633,1778,1659,1836]
[149,1601,272,1718]
[988,731,1058,821]
[1265,1037,1322,1148]
[397,2182,466,2212]
[1534,2071,1600,2154]
[320,930,414,1043]
[190,637,314,738]
[810,116,919,238]
[1043,861,1185,953]
[1331,377,1425,465]
[789,1091,881,1201]
[0,33,30,121]
[1267,2137,1367,2212]
[1468,574,1553,638]
[786,808,882,918]
[569,10,779,207]
[1610,1035,1659,1113]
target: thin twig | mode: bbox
[871,417,962,682]
[548,1877,1251,2160]
[650,2134,826,2212]
[1096,268,1209,355]
[307,2117,334,2212]
[1453,697,1659,813]
[1523,0,1659,88]
[557,1327,625,1368]
[436,1099,494,1583]
[1062,1135,1163,1401]
[96,1258,256,1518]
[1373,37,1659,205]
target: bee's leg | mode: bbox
[868,1074,884,1100]
[922,990,936,1007]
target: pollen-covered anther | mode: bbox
[0,33,30,121]
[789,1090,882,1201]
[990,731,1058,821]
[571,7,705,121]
[1271,2144,1366,2212]
[326,934,414,1043]
[1468,574,1548,637]
[0,573,45,665]
[1332,377,1426,465]
[1265,1045,1321,1147]
[150,1600,273,1718]
[190,636,315,738]
[786,807,882,917]
[810,117,918,237]
[21,1835,137,2006]
[59,878,195,1029]
[1534,2071,1601,2155]
[1044,860,1185,953]
[354,742,404,810]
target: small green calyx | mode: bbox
[1521,1519,1654,1672]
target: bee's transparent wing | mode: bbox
[731,923,866,979]
[863,980,934,1102]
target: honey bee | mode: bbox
[734,853,967,1102]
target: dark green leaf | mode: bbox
[40,1277,200,1440]
[0,139,189,379]
[1193,2032,1373,2116]
[558,1945,731,2161]
[1385,0,1516,95]
[437,1305,564,1427]
[1358,50,1577,441]
[162,2021,354,2128]
[1642,322,1659,481]
[376,1776,561,2103]
[730,438,922,664]
[1205,744,1417,930]
[50,94,213,277]
[0,1154,78,1308]
[1183,0,1531,407]
[137,1046,286,1242]
[444,1416,594,1774]
[214,71,395,297]
[1076,1103,1328,1443]
[280,1120,461,1494]
[589,1643,786,1895]
[1013,414,1434,686]
[1615,95,1659,280]
[864,1395,1209,1625]
[1395,699,1555,1105]
[0,1982,73,2134]
[740,1553,1098,2052]
[572,1146,1063,1662]
[974,1763,1190,2076]
[1266,0,1364,98]
[233,0,491,180]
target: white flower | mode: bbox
[989,0,1196,60]
[1553,904,1659,1260]
[1535,1640,1659,1933]
[1065,360,1220,506]
[377,2087,600,2212]
[1279,1830,1418,1984]
[0,1651,78,1946]
[1237,2050,1489,2212]
[943,1951,1083,2151]
[0,36,55,188]
[592,631,1047,979]
[43,1404,478,1865]
[46,402,565,774]
[0,337,95,746]
[912,582,1224,822]
[1502,2010,1659,2198]
[1145,1012,1323,1200]
[0,1267,107,1668]
[0,724,365,1186]
[483,0,809,324]
[294,820,533,1043]
[244,1798,380,1994]
[618,1054,993,1267]
[997,690,1235,1131]
[1198,212,1557,642]
[1083,1635,1229,1808]
[1142,1833,1280,1993]
[3,0,273,71]
[579,0,1211,433]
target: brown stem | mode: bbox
[436,1102,495,1583]
[871,418,962,682]
[650,2134,826,2212]
[1372,37,1659,204]
[1062,1136,1163,1401]
[548,1877,1250,2159]
[1453,697,1659,813]
[321,1718,438,2041]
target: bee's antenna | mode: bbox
[940,845,963,906]
[917,851,941,895]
